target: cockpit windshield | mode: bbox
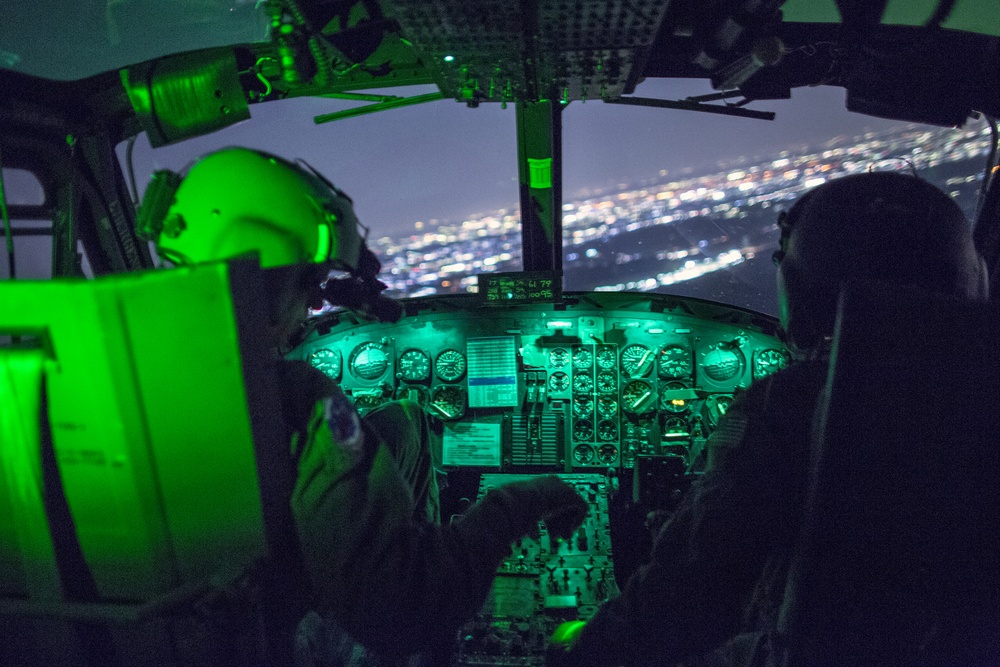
[119,79,992,317]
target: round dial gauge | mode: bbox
[548,372,570,393]
[702,345,743,382]
[573,419,594,442]
[596,346,617,370]
[353,393,385,413]
[397,349,430,382]
[597,396,618,419]
[573,396,594,418]
[658,345,693,379]
[704,394,734,428]
[549,348,569,368]
[572,347,593,370]
[596,371,617,394]
[621,344,654,377]
[621,379,656,414]
[572,373,594,394]
[753,348,790,380]
[350,342,389,380]
[662,416,690,441]
[573,444,596,464]
[430,385,466,420]
[309,347,341,381]
[659,381,691,413]
[435,349,467,382]
[598,444,619,464]
[597,419,618,442]
[394,384,428,407]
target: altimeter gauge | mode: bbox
[397,349,430,382]
[658,345,693,379]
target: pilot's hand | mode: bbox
[500,476,589,540]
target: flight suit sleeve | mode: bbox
[557,373,809,666]
[291,386,587,660]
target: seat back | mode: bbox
[777,280,1000,665]
[0,258,301,665]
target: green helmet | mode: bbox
[154,147,363,270]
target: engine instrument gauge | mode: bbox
[573,444,596,464]
[596,346,617,370]
[549,348,569,368]
[598,444,619,463]
[548,372,570,393]
[596,371,617,393]
[397,349,430,382]
[435,349,467,382]
[572,373,594,394]
[597,396,618,419]
[621,344,654,377]
[621,379,656,414]
[659,381,691,413]
[309,347,341,381]
[430,385,466,420]
[573,419,594,441]
[573,396,594,418]
[753,348,790,379]
[572,347,593,371]
[349,342,389,380]
[597,419,618,442]
[658,345,693,379]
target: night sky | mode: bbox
[121,79,911,240]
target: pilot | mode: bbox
[147,147,589,664]
[548,171,989,666]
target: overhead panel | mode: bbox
[385,0,670,104]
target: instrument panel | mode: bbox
[295,292,788,471]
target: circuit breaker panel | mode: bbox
[453,474,619,666]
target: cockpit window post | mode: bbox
[516,99,563,273]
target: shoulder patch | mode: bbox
[322,387,364,453]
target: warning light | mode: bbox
[671,399,685,407]
[443,55,455,62]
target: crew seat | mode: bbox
[0,258,305,666]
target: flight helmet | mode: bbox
[773,171,988,352]
[150,147,363,271]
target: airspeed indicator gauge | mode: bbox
[621,344,654,377]
[435,349,467,382]
[397,349,430,382]
[309,347,341,381]
[350,342,389,381]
